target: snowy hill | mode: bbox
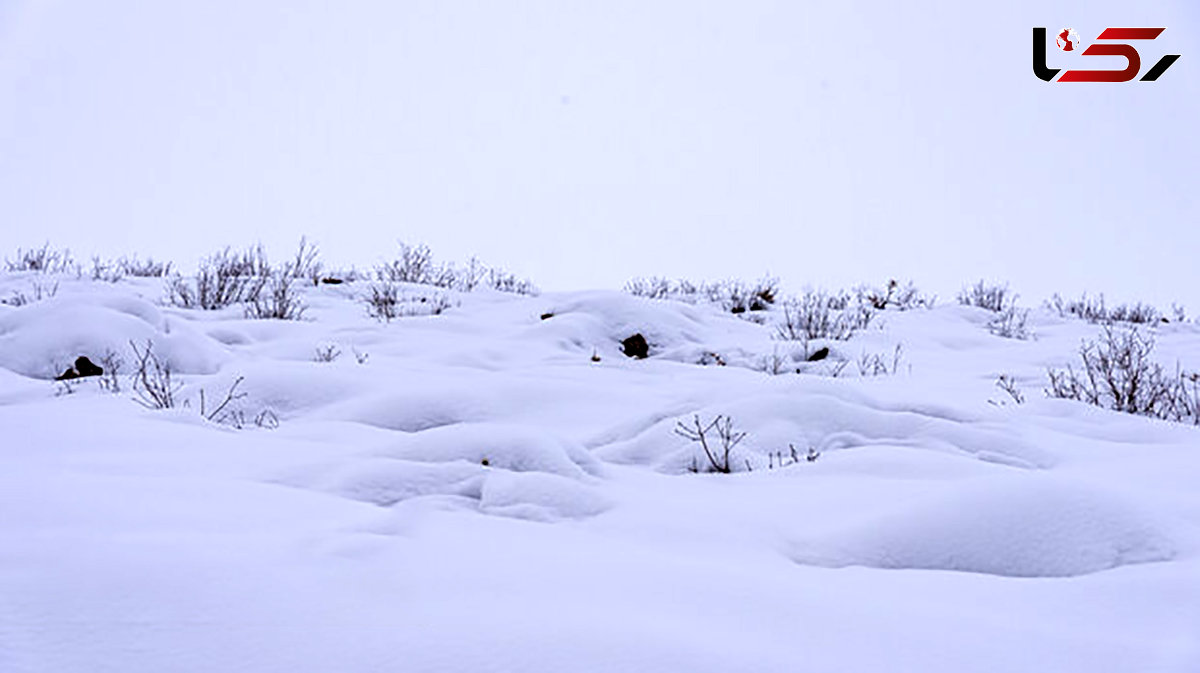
[2,258,1199,672]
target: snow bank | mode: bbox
[382,422,604,479]
[598,385,1054,471]
[791,479,1177,577]
[0,294,227,378]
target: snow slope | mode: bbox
[2,272,1199,672]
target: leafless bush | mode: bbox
[314,344,342,363]
[89,256,125,283]
[486,268,539,296]
[253,409,280,429]
[457,256,487,292]
[351,347,369,364]
[624,276,777,315]
[166,247,269,310]
[365,281,401,321]
[857,344,904,377]
[2,280,59,306]
[129,340,180,410]
[365,281,453,322]
[286,237,323,285]
[958,280,1012,312]
[624,276,672,299]
[758,346,791,376]
[766,444,820,469]
[1048,293,1162,325]
[245,267,307,320]
[373,242,537,296]
[199,376,247,424]
[989,303,1031,340]
[1108,302,1162,325]
[117,255,172,277]
[377,242,435,283]
[675,414,747,474]
[776,290,874,341]
[856,279,934,311]
[98,349,123,393]
[1046,326,1198,424]
[722,277,779,314]
[995,374,1024,404]
[5,243,74,273]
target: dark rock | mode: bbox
[807,347,830,362]
[621,333,649,359]
[320,277,344,285]
[74,356,103,377]
[55,356,104,381]
[540,312,555,321]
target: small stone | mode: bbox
[621,334,649,359]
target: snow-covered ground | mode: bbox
[2,270,1199,672]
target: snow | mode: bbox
[3,272,1200,672]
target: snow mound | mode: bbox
[598,387,1054,471]
[383,422,605,480]
[0,294,227,378]
[322,458,485,506]
[317,450,610,520]
[480,470,612,521]
[537,291,767,361]
[791,479,1177,577]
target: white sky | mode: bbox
[1,1,1197,307]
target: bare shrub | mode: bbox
[2,280,58,306]
[6,243,74,273]
[995,374,1024,404]
[314,345,342,363]
[1046,326,1198,424]
[199,376,247,424]
[98,349,123,393]
[254,409,280,429]
[458,256,487,292]
[245,268,307,320]
[373,242,537,296]
[1108,302,1161,325]
[624,276,672,299]
[674,414,747,474]
[166,246,268,310]
[721,277,779,314]
[857,344,904,377]
[365,281,453,322]
[117,255,171,277]
[486,268,539,296]
[958,280,1012,312]
[377,242,435,283]
[989,304,1031,340]
[1170,303,1187,324]
[775,290,873,341]
[766,444,820,469]
[624,276,777,315]
[351,347,369,364]
[365,281,401,322]
[89,256,125,283]
[286,237,323,285]
[129,340,179,410]
[857,279,934,311]
[1048,293,1162,325]
[758,346,791,376]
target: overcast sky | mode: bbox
[1,1,1196,307]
